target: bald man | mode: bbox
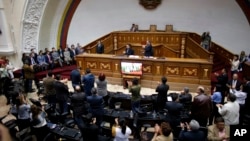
[227,73,241,91]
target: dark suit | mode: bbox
[156,83,169,111]
[179,93,192,112]
[87,95,104,126]
[165,101,184,136]
[179,130,206,141]
[124,48,134,55]
[81,124,99,141]
[216,73,228,103]
[243,81,250,114]
[44,54,53,69]
[191,94,212,127]
[71,92,87,129]
[227,79,241,91]
[57,49,64,60]
[54,81,69,113]
[82,73,95,96]
[144,44,153,56]
[96,43,104,54]
[70,69,81,89]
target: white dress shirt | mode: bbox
[218,101,239,125]
[230,89,247,105]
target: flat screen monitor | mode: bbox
[121,62,142,75]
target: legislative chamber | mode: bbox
[75,26,215,91]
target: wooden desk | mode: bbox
[76,54,212,91]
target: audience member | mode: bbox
[76,43,84,55]
[201,31,211,50]
[239,51,247,71]
[17,94,31,131]
[130,23,136,32]
[5,59,15,80]
[155,76,169,112]
[143,40,153,57]
[70,44,76,62]
[63,47,72,65]
[43,71,56,105]
[44,51,53,69]
[21,53,29,64]
[217,93,239,125]
[191,86,212,127]
[112,117,132,141]
[226,73,241,91]
[165,93,184,137]
[54,74,69,113]
[82,68,95,96]
[151,122,173,141]
[229,54,240,77]
[87,87,104,127]
[123,44,134,56]
[209,84,222,125]
[37,50,48,70]
[230,86,247,125]
[70,67,82,90]
[96,40,104,54]
[243,77,250,115]
[179,87,192,112]
[81,113,99,141]
[51,47,63,67]
[214,68,228,104]
[128,78,141,113]
[0,124,12,141]
[22,60,35,93]
[96,73,108,105]
[179,119,206,141]
[71,85,87,130]
[207,117,230,141]
[57,46,64,61]
[30,104,49,141]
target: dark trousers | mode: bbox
[209,102,221,125]
[24,79,32,93]
[193,117,208,127]
[131,100,140,113]
[58,100,68,114]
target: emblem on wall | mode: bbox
[139,0,162,9]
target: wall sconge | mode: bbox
[139,0,162,10]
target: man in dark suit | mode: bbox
[57,46,64,61]
[44,51,54,69]
[82,68,95,96]
[96,41,104,54]
[243,77,250,115]
[54,74,69,113]
[191,86,212,127]
[86,87,104,127]
[179,120,206,141]
[124,44,134,56]
[71,85,87,130]
[179,87,192,112]
[155,76,169,111]
[143,40,153,57]
[70,67,82,90]
[214,68,228,103]
[165,93,184,137]
[30,48,38,63]
[226,73,241,91]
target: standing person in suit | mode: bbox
[43,71,56,105]
[207,117,230,141]
[76,43,83,55]
[71,85,87,130]
[191,86,212,127]
[22,60,35,93]
[165,93,184,137]
[86,87,104,127]
[226,73,241,91]
[96,41,104,54]
[155,76,169,112]
[179,87,192,112]
[82,68,95,96]
[143,40,153,57]
[123,44,134,56]
[54,74,69,113]
[214,68,228,104]
[70,67,82,90]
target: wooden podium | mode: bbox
[122,75,141,88]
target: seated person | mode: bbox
[151,122,173,141]
[179,120,206,141]
[17,94,31,131]
[44,51,53,69]
[30,105,49,141]
[112,117,132,141]
[51,47,63,67]
[207,117,229,141]
[123,44,134,56]
[37,50,48,70]
[81,113,99,141]
[63,47,72,65]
